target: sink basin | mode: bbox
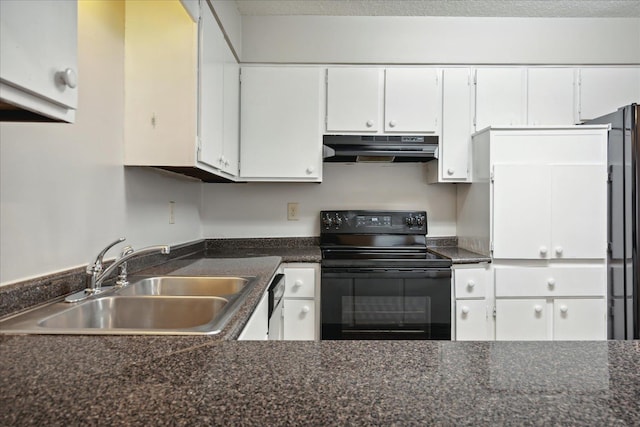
[38,296,228,331]
[0,275,259,335]
[116,276,249,297]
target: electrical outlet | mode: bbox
[287,202,299,221]
[169,201,175,224]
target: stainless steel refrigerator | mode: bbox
[587,104,639,339]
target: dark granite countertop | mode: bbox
[428,246,492,264]
[1,338,638,425]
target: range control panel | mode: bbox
[320,210,427,234]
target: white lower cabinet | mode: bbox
[494,266,606,341]
[282,264,319,340]
[454,264,492,341]
[238,287,269,341]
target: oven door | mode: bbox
[321,268,451,340]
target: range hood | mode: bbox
[323,135,438,163]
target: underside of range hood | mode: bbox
[322,135,438,163]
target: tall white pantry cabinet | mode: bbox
[457,126,609,341]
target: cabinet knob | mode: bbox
[219,156,224,164]
[224,159,230,167]
[301,305,310,314]
[467,280,475,290]
[547,278,556,289]
[539,246,548,256]
[293,279,303,288]
[555,246,564,256]
[57,68,77,89]
[366,120,374,128]
[447,168,455,176]
[461,306,470,315]
[306,167,314,175]
[534,305,543,314]
[388,120,397,128]
[560,305,568,314]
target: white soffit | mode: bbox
[235,0,640,17]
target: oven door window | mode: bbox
[321,270,451,340]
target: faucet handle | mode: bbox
[89,237,126,272]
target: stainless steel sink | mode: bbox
[0,275,258,335]
[116,276,249,297]
[38,296,229,330]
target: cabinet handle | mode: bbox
[461,306,470,315]
[555,246,564,256]
[366,120,374,128]
[224,160,230,167]
[447,168,455,176]
[306,167,314,175]
[293,279,303,288]
[534,305,543,314]
[388,120,397,128]
[560,305,568,314]
[466,280,475,290]
[301,305,310,314]
[57,68,77,89]
[547,278,556,289]
[218,156,224,164]
[539,246,548,256]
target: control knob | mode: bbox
[405,216,416,226]
[334,213,343,228]
[322,215,333,228]
[416,215,425,226]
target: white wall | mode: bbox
[0,1,202,285]
[241,16,640,64]
[201,163,457,238]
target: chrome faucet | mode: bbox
[65,238,170,302]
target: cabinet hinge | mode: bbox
[607,165,613,183]
[196,137,202,160]
[607,241,612,254]
[473,69,478,85]
[239,68,242,83]
[492,306,496,318]
[490,241,494,256]
[490,170,495,183]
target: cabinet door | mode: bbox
[0,0,77,121]
[527,68,576,125]
[492,164,551,259]
[199,6,225,170]
[550,165,607,259]
[384,68,440,133]
[240,67,323,180]
[221,45,239,175]
[326,68,381,132]
[474,68,526,131]
[283,299,316,340]
[495,299,548,340]
[456,300,489,341]
[578,67,640,121]
[441,68,472,180]
[553,298,606,340]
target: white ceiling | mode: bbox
[234,0,640,17]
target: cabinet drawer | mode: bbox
[495,266,605,297]
[454,267,489,299]
[283,267,316,298]
[283,299,316,340]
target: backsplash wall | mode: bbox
[201,162,457,238]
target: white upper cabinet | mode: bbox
[199,6,239,176]
[326,68,381,132]
[326,67,441,134]
[474,68,526,131]
[124,0,239,182]
[0,0,77,122]
[527,68,576,125]
[439,68,473,181]
[384,68,440,133]
[240,67,323,181]
[577,67,640,121]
